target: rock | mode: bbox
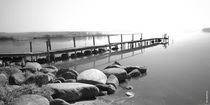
[25,62,42,72]
[77,69,107,85]
[103,68,128,83]
[21,67,37,73]
[125,85,133,90]
[12,94,49,105]
[48,83,99,102]
[61,71,77,80]
[84,50,92,56]
[7,85,21,92]
[107,84,116,95]
[64,79,76,83]
[98,48,106,53]
[104,61,124,69]
[40,65,58,74]
[92,49,98,55]
[98,91,107,96]
[125,92,135,98]
[9,72,26,85]
[0,67,21,77]
[53,80,62,83]
[95,84,110,91]
[56,68,78,79]
[46,73,56,82]
[0,73,8,86]
[124,66,147,74]
[70,53,77,59]
[0,100,4,105]
[50,98,71,105]
[56,77,66,83]
[106,75,119,89]
[37,58,47,64]
[128,69,141,77]
[76,52,85,57]
[25,72,49,86]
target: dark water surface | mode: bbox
[73,32,210,105]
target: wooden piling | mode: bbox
[46,41,50,62]
[93,36,95,46]
[121,34,123,49]
[48,38,52,50]
[29,41,33,61]
[73,37,76,48]
[108,35,111,50]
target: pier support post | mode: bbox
[48,38,52,50]
[93,36,95,46]
[121,34,123,49]
[73,37,76,48]
[108,35,111,51]
[29,41,33,61]
[46,41,50,63]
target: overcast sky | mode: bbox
[0,0,209,33]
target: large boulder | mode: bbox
[128,69,141,77]
[50,98,71,105]
[9,72,26,85]
[103,68,128,82]
[25,62,42,72]
[77,69,107,85]
[48,83,99,102]
[12,94,49,105]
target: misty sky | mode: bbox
[0,0,210,33]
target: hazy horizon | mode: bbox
[0,0,210,33]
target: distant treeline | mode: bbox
[0,36,15,40]
[202,28,210,32]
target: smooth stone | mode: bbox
[12,94,49,105]
[124,66,147,74]
[9,72,26,85]
[103,68,128,83]
[48,83,99,102]
[125,92,135,98]
[25,62,42,71]
[106,75,119,89]
[128,69,141,77]
[77,69,107,85]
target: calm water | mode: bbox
[70,31,210,105]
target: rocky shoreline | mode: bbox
[0,61,146,105]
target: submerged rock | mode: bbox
[128,69,141,77]
[124,66,147,74]
[48,83,99,102]
[77,69,107,85]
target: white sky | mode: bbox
[0,0,210,33]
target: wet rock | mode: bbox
[0,73,8,86]
[76,52,85,57]
[50,98,71,105]
[95,84,110,91]
[125,85,133,90]
[77,69,107,85]
[124,66,147,74]
[41,65,58,74]
[13,94,49,105]
[37,58,47,64]
[98,91,107,96]
[125,92,135,98]
[103,68,128,83]
[9,72,26,85]
[61,71,77,80]
[48,83,99,102]
[106,75,119,89]
[128,69,141,77]
[111,46,119,50]
[98,48,106,53]
[107,84,116,95]
[104,61,123,69]
[70,53,77,59]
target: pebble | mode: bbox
[125,92,135,98]
[125,85,133,90]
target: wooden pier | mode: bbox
[0,34,169,64]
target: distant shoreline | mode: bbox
[202,28,210,33]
